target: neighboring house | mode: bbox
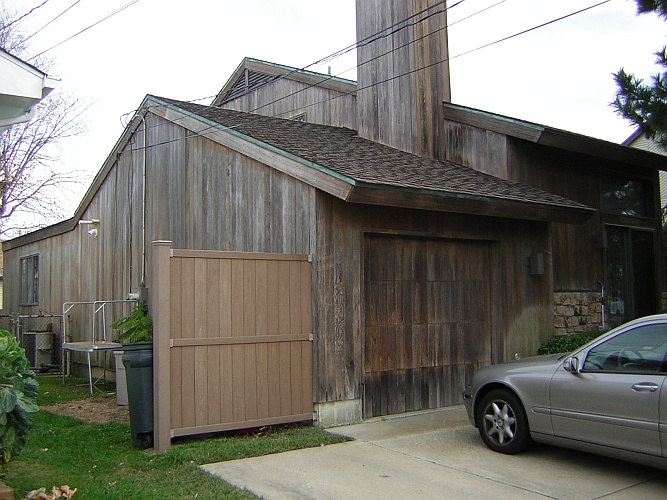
[0,49,56,315]
[1,0,666,447]
[0,48,58,132]
[623,129,667,209]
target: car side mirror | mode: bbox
[563,356,579,373]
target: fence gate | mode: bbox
[152,242,313,450]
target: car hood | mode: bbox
[470,353,565,388]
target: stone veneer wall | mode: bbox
[553,292,603,335]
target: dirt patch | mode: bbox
[42,398,130,424]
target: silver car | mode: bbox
[462,314,667,470]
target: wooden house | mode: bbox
[2,0,666,450]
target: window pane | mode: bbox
[19,255,39,305]
[600,176,650,217]
[584,324,667,373]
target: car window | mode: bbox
[583,324,667,373]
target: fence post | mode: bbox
[152,240,172,452]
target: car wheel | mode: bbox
[476,389,531,454]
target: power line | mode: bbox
[212,0,462,106]
[27,0,140,61]
[247,0,499,118]
[122,0,464,136]
[273,0,613,119]
[122,0,613,155]
[25,0,83,43]
[0,0,52,34]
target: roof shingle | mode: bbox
[154,96,592,215]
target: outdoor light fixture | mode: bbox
[78,219,100,238]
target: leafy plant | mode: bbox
[0,329,39,471]
[110,303,153,343]
[537,330,604,355]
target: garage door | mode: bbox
[364,236,492,418]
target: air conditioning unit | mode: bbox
[22,332,55,370]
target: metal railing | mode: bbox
[62,299,137,392]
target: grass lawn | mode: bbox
[5,376,349,499]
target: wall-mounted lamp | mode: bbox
[78,219,100,238]
[528,253,545,276]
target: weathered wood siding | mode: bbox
[356,0,451,158]
[445,122,509,179]
[442,120,662,297]
[312,195,554,407]
[363,236,492,417]
[507,140,661,293]
[3,114,318,372]
[5,111,555,415]
[220,78,357,129]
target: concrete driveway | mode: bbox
[202,406,667,499]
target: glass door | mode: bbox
[605,226,657,328]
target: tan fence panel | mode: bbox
[152,243,313,450]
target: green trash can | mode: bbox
[122,343,153,449]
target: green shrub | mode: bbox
[0,329,39,470]
[537,330,604,355]
[111,302,153,343]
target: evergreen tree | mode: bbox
[613,0,667,148]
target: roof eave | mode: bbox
[442,102,667,170]
[346,185,595,224]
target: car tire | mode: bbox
[476,388,531,454]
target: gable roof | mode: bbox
[3,94,595,250]
[211,57,357,107]
[156,96,592,221]
[442,102,667,170]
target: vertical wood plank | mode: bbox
[181,346,196,428]
[220,345,234,423]
[256,343,269,419]
[243,260,256,337]
[231,344,245,420]
[255,260,268,336]
[244,344,258,421]
[194,345,208,426]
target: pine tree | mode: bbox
[613,0,667,148]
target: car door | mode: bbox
[549,322,667,456]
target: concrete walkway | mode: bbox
[202,406,667,499]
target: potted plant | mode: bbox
[111,302,153,344]
[111,303,154,449]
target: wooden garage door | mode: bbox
[364,236,492,418]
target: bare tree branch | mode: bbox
[1,6,88,238]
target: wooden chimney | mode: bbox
[356,0,452,160]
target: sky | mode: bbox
[3,0,667,217]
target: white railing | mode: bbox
[62,299,137,392]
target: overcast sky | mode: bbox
[4,0,666,215]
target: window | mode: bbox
[20,255,39,305]
[600,175,653,218]
[583,324,667,373]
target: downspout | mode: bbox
[141,114,147,288]
[129,113,148,293]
